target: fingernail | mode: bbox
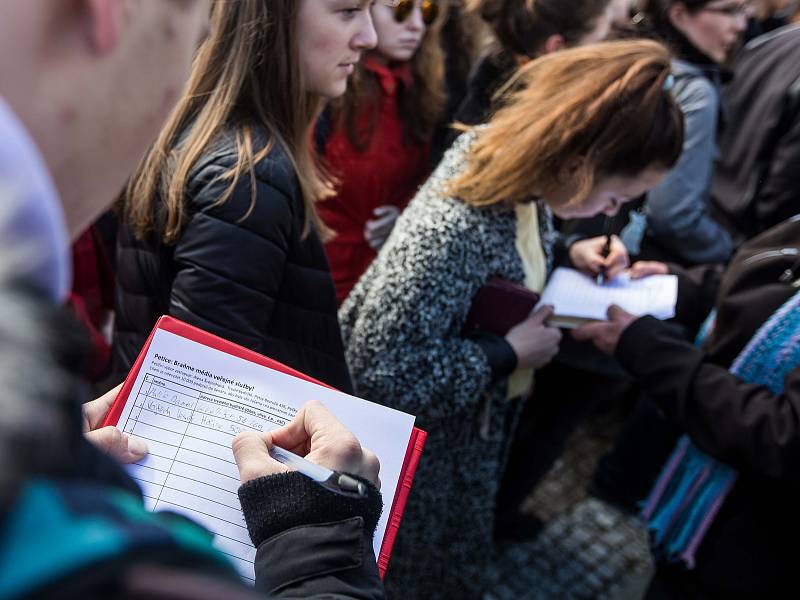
[127,435,149,457]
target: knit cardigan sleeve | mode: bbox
[340,201,499,422]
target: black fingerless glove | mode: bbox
[238,471,383,547]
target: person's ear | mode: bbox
[667,2,690,34]
[85,0,123,54]
[542,33,566,55]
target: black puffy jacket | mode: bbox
[113,131,353,393]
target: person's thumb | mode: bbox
[232,431,289,483]
[530,304,555,324]
[607,304,628,321]
[85,427,148,464]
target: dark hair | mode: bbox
[634,0,715,50]
[471,0,613,57]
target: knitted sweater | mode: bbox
[340,131,554,599]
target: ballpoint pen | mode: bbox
[269,444,368,498]
[596,233,612,286]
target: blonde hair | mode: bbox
[448,39,683,206]
[124,0,331,243]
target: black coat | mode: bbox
[616,217,800,598]
[711,24,800,246]
[452,50,516,128]
[113,132,352,393]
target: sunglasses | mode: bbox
[386,0,440,25]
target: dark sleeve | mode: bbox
[168,164,295,354]
[668,262,724,331]
[616,315,800,481]
[754,106,800,233]
[552,232,589,268]
[238,472,385,599]
[465,330,517,381]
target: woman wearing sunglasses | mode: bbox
[340,39,683,599]
[114,1,376,391]
[317,0,445,304]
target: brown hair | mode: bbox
[632,0,718,52]
[124,0,331,243]
[448,39,684,206]
[336,2,446,149]
[469,0,614,57]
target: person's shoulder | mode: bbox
[185,129,300,235]
[671,60,718,114]
[744,22,800,55]
[189,128,298,210]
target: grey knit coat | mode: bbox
[340,132,554,599]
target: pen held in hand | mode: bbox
[269,444,367,498]
[595,233,613,286]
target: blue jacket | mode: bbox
[642,59,733,265]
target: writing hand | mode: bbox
[83,383,148,463]
[232,400,381,489]
[570,235,629,282]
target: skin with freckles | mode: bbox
[0,0,211,462]
[0,0,212,240]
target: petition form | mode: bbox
[115,328,416,582]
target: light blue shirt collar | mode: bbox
[0,96,71,302]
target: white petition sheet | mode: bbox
[116,329,416,583]
[539,267,678,322]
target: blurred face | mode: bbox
[669,0,750,63]
[575,3,615,45]
[115,0,212,166]
[371,1,429,62]
[548,167,667,219]
[297,0,378,98]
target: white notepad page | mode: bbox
[115,329,416,583]
[539,267,678,323]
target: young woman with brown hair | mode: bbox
[113,0,376,392]
[340,39,684,599]
[317,0,446,304]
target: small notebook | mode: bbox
[539,267,678,327]
[104,316,426,583]
[463,278,540,336]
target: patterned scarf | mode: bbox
[641,291,800,568]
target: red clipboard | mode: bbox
[105,315,426,578]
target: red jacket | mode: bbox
[69,224,115,381]
[318,58,431,304]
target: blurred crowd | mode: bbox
[2,0,800,598]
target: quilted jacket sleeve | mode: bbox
[168,155,297,354]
